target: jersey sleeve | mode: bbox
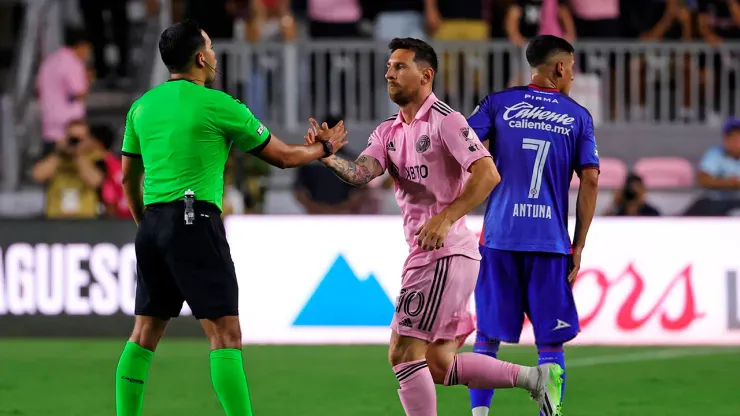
[440,112,492,171]
[121,102,141,157]
[575,113,600,172]
[467,95,495,142]
[699,147,722,176]
[360,125,387,171]
[216,95,271,153]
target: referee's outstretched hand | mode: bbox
[305,118,348,157]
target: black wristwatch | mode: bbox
[321,141,334,158]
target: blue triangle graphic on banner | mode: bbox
[293,255,395,326]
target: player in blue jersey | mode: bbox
[466,35,600,416]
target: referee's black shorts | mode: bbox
[134,200,238,320]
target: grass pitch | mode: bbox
[0,340,738,415]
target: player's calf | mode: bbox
[389,332,437,416]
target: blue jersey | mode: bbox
[469,84,599,254]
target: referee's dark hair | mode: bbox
[159,19,206,73]
[525,35,575,68]
[388,37,438,74]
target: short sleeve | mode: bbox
[575,114,599,172]
[217,95,271,153]
[121,102,141,157]
[360,126,388,171]
[467,95,495,143]
[699,147,722,176]
[440,112,491,171]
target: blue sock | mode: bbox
[469,332,500,411]
[537,344,565,416]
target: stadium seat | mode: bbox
[569,157,627,189]
[633,157,695,188]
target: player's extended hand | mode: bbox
[567,248,582,285]
[305,118,348,159]
[306,118,348,156]
[415,213,453,251]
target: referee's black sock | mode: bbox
[210,348,254,416]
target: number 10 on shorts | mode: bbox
[522,138,551,199]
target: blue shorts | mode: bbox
[475,246,580,345]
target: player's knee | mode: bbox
[388,335,426,367]
[204,316,242,350]
[129,316,169,351]
[425,348,454,384]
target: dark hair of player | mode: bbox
[525,35,575,68]
[64,27,89,47]
[388,37,438,73]
[159,19,206,73]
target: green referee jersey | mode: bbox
[121,79,270,211]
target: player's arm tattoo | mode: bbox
[324,155,383,187]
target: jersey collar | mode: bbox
[393,92,438,126]
[528,83,560,93]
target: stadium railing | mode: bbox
[0,0,61,191]
[212,40,740,133]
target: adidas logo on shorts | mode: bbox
[399,318,413,328]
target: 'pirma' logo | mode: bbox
[293,255,394,326]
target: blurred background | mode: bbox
[1,1,739,415]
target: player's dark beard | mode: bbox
[389,87,414,106]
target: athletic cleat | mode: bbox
[530,363,564,416]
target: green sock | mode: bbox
[210,349,254,416]
[115,341,153,416]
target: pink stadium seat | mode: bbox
[633,157,695,188]
[596,157,628,188]
[570,157,627,189]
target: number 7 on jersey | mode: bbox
[522,138,551,199]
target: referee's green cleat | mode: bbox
[531,363,564,416]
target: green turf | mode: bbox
[0,340,738,415]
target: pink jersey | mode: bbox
[361,93,492,271]
[36,47,88,142]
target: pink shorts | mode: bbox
[391,255,479,344]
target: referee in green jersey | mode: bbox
[114,20,347,416]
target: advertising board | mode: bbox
[226,216,740,345]
[1,217,739,345]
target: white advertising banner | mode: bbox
[226,216,740,346]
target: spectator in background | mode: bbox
[90,124,131,219]
[696,0,740,121]
[224,151,272,214]
[307,0,362,38]
[685,118,740,215]
[623,0,692,40]
[36,27,90,156]
[363,0,427,40]
[31,120,106,219]
[505,0,576,47]
[565,0,621,38]
[245,0,296,42]
[293,145,367,214]
[79,0,130,88]
[431,0,487,40]
[697,0,740,47]
[294,115,367,214]
[605,173,661,216]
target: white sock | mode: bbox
[472,406,490,416]
[514,366,539,391]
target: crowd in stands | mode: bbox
[28,0,740,219]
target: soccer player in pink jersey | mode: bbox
[305,38,564,416]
